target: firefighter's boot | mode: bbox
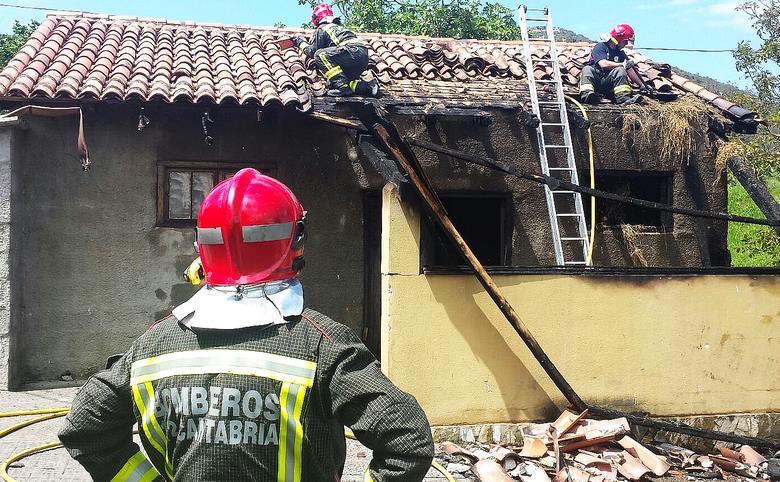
[580,91,602,105]
[326,84,353,96]
[352,79,379,97]
[326,73,353,96]
[615,94,643,105]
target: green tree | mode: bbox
[735,1,779,104]
[726,1,780,266]
[731,1,780,177]
[0,20,39,68]
[298,0,519,40]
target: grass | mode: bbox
[728,175,780,267]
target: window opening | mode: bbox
[421,194,510,267]
[157,162,273,227]
[583,171,673,230]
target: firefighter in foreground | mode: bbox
[58,168,434,481]
[292,3,379,97]
[579,23,642,105]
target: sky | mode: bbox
[0,0,763,89]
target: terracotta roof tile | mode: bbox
[0,13,758,124]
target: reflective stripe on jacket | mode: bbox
[59,309,434,482]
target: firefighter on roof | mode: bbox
[293,3,379,97]
[579,23,642,105]
[58,168,434,481]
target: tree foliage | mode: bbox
[736,0,780,104]
[296,0,593,43]
[726,1,779,266]
[730,1,780,177]
[0,20,39,68]
[298,0,519,40]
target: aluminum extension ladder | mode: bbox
[517,6,590,266]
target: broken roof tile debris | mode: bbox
[0,13,760,128]
[435,413,780,482]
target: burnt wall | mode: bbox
[6,101,725,385]
[391,106,726,268]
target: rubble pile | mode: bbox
[435,410,780,482]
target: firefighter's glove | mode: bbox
[183,257,204,285]
[623,59,636,70]
[292,36,304,47]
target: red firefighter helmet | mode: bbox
[197,169,306,285]
[609,23,635,43]
[610,23,635,44]
[311,3,334,26]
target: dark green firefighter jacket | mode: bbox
[58,308,434,482]
[300,19,366,57]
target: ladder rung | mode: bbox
[520,7,589,269]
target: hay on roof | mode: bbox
[621,96,714,166]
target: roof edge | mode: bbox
[45,12,594,47]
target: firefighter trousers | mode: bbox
[579,65,631,100]
[313,44,374,94]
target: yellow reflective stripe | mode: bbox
[363,468,375,482]
[277,383,289,482]
[324,66,344,79]
[317,51,333,71]
[579,83,595,92]
[291,385,306,482]
[349,80,359,92]
[110,451,160,482]
[613,84,632,95]
[277,382,307,482]
[321,24,340,45]
[131,383,173,479]
[130,349,317,388]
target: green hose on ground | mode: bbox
[0,410,69,482]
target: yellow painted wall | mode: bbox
[380,185,780,425]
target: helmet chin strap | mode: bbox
[207,278,298,297]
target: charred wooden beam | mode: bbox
[589,406,780,450]
[349,101,588,413]
[352,106,780,451]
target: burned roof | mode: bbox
[0,13,759,129]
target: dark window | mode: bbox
[420,194,511,267]
[156,162,274,227]
[583,170,672,229]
